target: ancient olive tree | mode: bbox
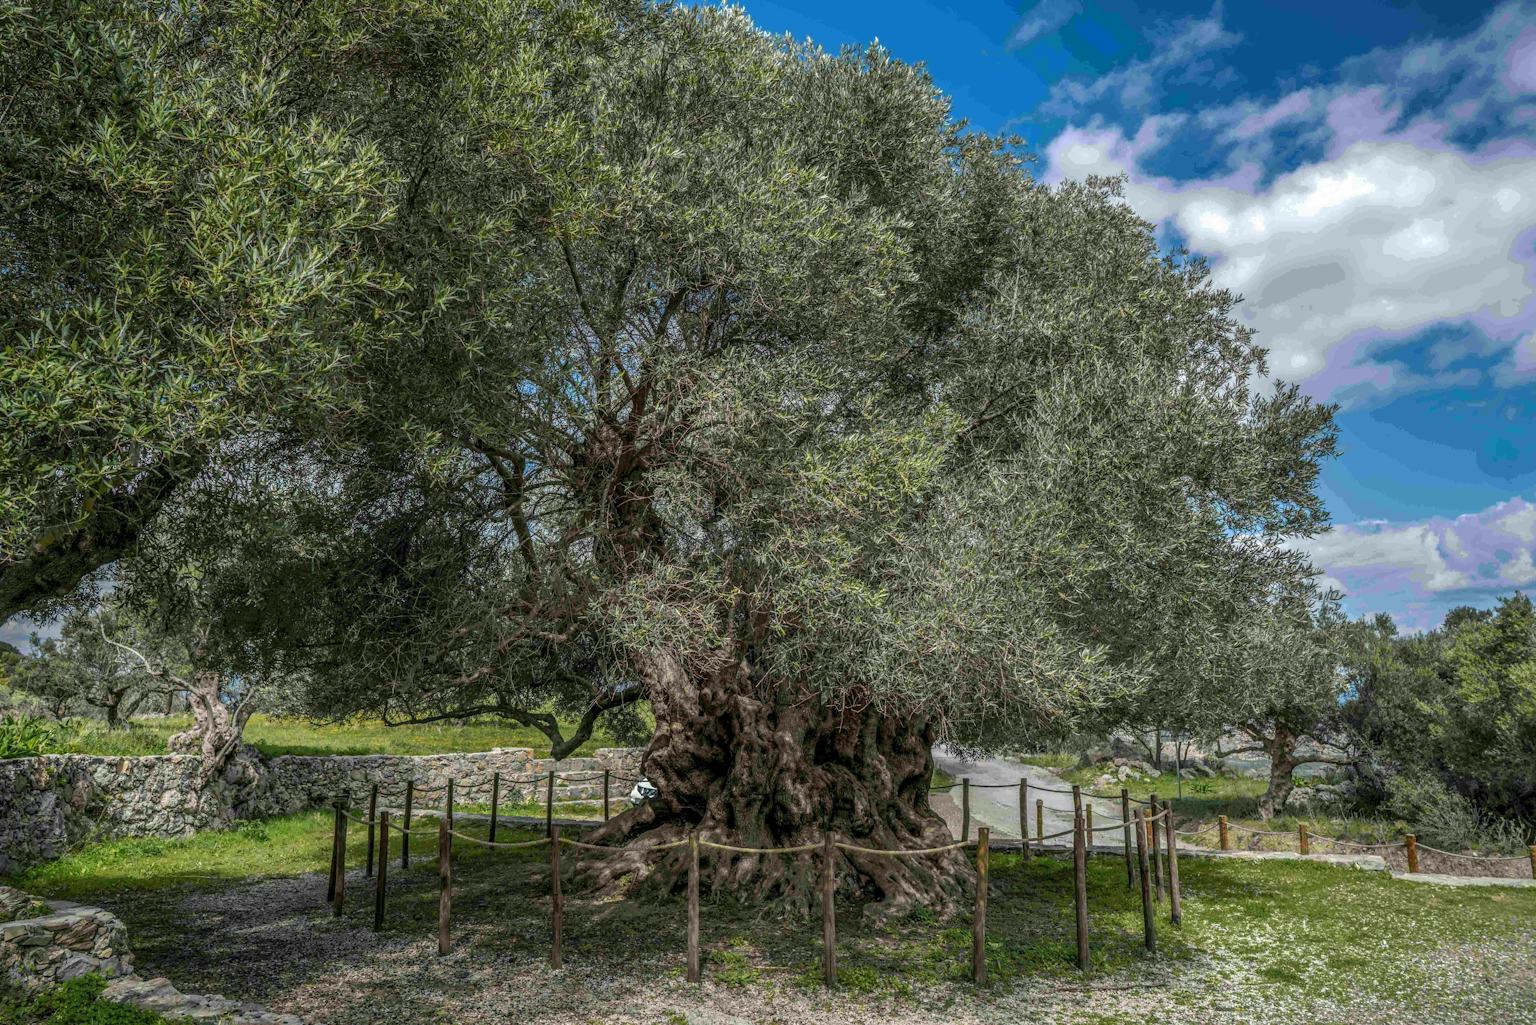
[4,0,1337,908]
[144,3,1340,908]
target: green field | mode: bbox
[24,713,636,759]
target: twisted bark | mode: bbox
[573,653,970,916]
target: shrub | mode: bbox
[0,716,56,759]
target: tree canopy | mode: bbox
[1,0,1339,903]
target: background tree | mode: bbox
[9,603,174,727]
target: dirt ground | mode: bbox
[87,836,1536,1025]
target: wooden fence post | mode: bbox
[446,779,455,834]
[402,781,413,870]
[1529,845,1535,880]
[365,785,378,877]
[549,825,563,968]
[1071,784,1082,822]
[1073,809,1090,971]
[438,816,451,956]
[1019,779,1030,860]
[1134,810,1155,953]
[1163,806,1182,927]
[1035,799,1044,843]
[332,802,348,917]
[1219,814,1230,851]
[489,772,500,844]
[545,770,555,838]
[1148,795,1163,902]
[1405,834,1419,874]
[327,802,341,904]
[603,770,611,822]
[373,811,389,932]
[821,833,837,987]
[1298,821,1309,855]
[1085,802,1094,838]
[687,832,701,984]
[961,779,971,843]
[972,827,989,984]
[1121,789,1134,887]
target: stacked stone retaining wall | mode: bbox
[0,747,641,875]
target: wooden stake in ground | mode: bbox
[1298,821,1310,855]
[961,778,971,843]
[1219,814,1230,851]
[1133,809,1155,953]
[366,786,378,877]
[1163,805,1182,926]
[972,827,989,984]
[332,802,347,917]
[687,832,701,983]
[545,770,555,838]
[1085,801,1094,836]
[1529,845,1536,880]
[327,802,341,904]
[489,773,500,844]
[1405,834,1419,874]
[438,816,452,956]
[1019,779,1030,860]
[1036,799,1044,842]
[603,770,611,822]
[446,779,455,834]
[549,825,563,968]
[1071,783,1082,821]
[373,811,390,932]
[1073,809,1090,971]
[1121,789,1134,887]
[1148,794,1163,902]
[402,781,414,870]
[821,833,837,987]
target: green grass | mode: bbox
[13,814,338,900]
[0,976,171,1025]
[1061,765,1412,848]
[32,713,639,759]
[1010,752,1076,769]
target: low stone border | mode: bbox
[1,885,302,1023]
[1391,871,1536,888]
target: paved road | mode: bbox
[930,748,1134,847]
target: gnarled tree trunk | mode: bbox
[167,671,257,782]
[1258,728,1299,820]
[575,654,970,916]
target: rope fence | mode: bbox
[325,795,1185,985]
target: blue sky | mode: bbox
[733,0,1536,631]
[3,2,1533,649]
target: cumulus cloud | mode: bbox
[1292,495,1536,628]
[1039,6,1240,116]
[1009,0,1080,48]
[1041,2,1536,406]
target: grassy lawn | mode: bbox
[30,713,641,759]
[16,809,1536,1025]
[1060,764,1411,848]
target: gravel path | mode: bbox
[930,749,1132,846]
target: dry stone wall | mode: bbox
[0,747,641,875]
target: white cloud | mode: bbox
[1010,0,1080,48]
[1290,496,1536,626]
[1040,7,1240,116]
[1039,2,1536,406]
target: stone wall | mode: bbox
[0,747,642,875]
[1,885,301,1023]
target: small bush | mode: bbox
[0,717,56,759]
[0,975,170,1024]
